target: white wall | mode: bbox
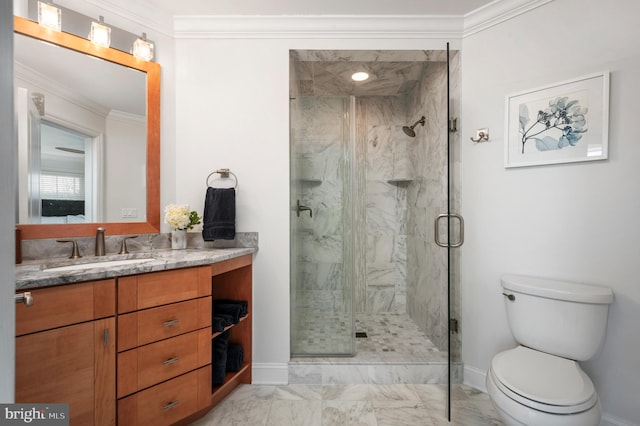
[460,1,640,424]
[104,112,146,222]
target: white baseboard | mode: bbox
[600,413,637,426]
[463,364,488,393]
[251,363,289,385]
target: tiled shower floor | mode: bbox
[291,312,445,363]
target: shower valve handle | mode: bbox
[296,200,313,218]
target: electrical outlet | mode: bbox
[121,208,137,218]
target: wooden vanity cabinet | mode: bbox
[15,280,116,426]
[15,253,253,426]
[116,266,213,426]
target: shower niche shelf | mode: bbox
[299,178,322,185]
[387,178,413,186]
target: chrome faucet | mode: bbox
[95,227,106,256]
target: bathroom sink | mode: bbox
[43,258,154,272]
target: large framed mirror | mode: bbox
[14,16,160,239]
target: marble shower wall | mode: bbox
[292,96,352,316]
[291,94,411,316]
[405,53,461,356]
[357,96,411,314]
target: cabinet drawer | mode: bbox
[118,266,211,314]
[118,297,211,352]
[16,280,116,336]
[117,366,211,426]
[117,329,211,398]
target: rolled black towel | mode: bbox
[216,299,248,317]
[226,344,244,372]
[214,313,234,327]
[214,302,242,324]
[212,316,226,332]
[202,187,236,241]
[212,331,230,386]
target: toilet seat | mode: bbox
[491,346,598,415]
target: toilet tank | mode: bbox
[501,274,613,361]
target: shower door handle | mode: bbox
[434,213,464,248]
[296,200,313,218]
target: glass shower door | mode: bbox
[290,95,355,356]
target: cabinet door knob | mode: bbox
[15,292,34,307]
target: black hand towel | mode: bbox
[202,187,236,241]
[226,344,244,372]
[212,331,230,385]
[212,316,227,332]
[214,313,234,327]
[214,302,243,324]
[216,299,248,317]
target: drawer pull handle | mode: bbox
[163,356,180,366]
[163,319,180,327]
[15,292,34,307]
[163,400,180,411]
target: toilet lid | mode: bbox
[491,346,597,413]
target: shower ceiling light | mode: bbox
[89,16,111,48]
[351,72,369,82]
[37,1,61,32]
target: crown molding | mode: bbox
[463,0,554,37]
[107,110,145,124]
[82,0,554,39]
[174,15,464,39]
[83,0,174,36]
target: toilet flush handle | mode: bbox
[502,293,515,301]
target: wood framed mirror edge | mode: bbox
[14,16,161,240]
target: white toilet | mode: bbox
[486,274,613,426]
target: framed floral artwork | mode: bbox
[504,72,609,168]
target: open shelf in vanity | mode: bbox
[209,254,253,407]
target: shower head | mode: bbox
[402,116,426,137]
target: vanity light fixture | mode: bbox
[132,33,154,61]
[351,71,370,82]
[37,1,61,32]
[89,16,111,48]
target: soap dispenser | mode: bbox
[95,227,106,256]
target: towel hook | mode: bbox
[206,168,238,189]
[470,128,489,143]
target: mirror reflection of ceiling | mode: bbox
[14,34,146,116]
[292,50,449,97]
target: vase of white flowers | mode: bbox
[164,204,201,250]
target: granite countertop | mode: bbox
[15,247,257,290]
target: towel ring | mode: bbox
[206,168,238,189]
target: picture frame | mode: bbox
[504,71,609,168]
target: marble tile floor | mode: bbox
[190,383,504,425]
